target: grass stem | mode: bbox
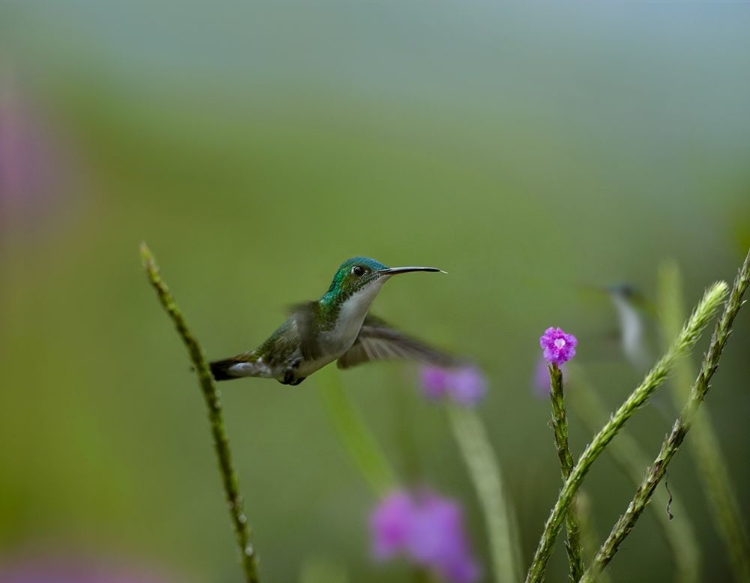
[548,364,585,582]
[448,405,523,583]
[581,249,750,581]
[658,260,750,582]
[525,280,728,583]
[140,243,260,583]
[568,367,700,583]
[317,367,398,496]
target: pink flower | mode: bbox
[370,490,414,559]
[540,327,578,366]
[420,366,451,400]
[418,366,488,407]
[0,70,69,220]
[370,489,481,583]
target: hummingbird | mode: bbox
[209,257,460,385]
[604,283,656,374]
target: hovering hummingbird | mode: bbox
[604,283,656,373]
[210,257,460,385]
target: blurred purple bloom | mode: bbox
[0,68,73,228]
[420,366,450,400]
[446,368,488,406]
[369,489,481,583]
[540,327,577,366]
[532,358,551,397]
[418,366,487,406]
[370,490,414,559]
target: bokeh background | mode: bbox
[1,1,749,582]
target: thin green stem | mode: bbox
[548,364,585,582]
[525,280,728,583]
[140,243,260,583]
[317,367,397,496]
[568,367,700,583]
[581,249,750,582]
[658,260,750,582]
[448,405,523,583]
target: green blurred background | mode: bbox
[1,1,749,581]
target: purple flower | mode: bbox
[418,366,487,406]
[370,490,414,559]
[420,366,451,400]
[446,368,488,406]
[540,327,577,366]
[532,357,552,398]
[0,69,72,227]
[369,489,481,583]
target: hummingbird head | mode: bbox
[322,257,444,306]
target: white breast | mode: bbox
[327,279,386,355]
[613,296,650,372]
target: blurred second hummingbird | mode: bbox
[605,283,655,373]
[210,257,460,385]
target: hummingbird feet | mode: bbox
[281,359,306,386]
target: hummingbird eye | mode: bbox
[351,265,365,277]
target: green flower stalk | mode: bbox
[525,280,728,583]
[568,367,700,583]
[658,260,750,582]
[538,328,584,581]
[582,249,750,581]
[317,366,397,496]
[547,363,585,582]
[140,243,260,583]
[422,364,522,583]
[448,405,523,583]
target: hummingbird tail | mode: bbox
[209,358,243,381]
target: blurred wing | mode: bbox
[288,301,323,361]
[337,314,460,370]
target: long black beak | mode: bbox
[378,266,447,276]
